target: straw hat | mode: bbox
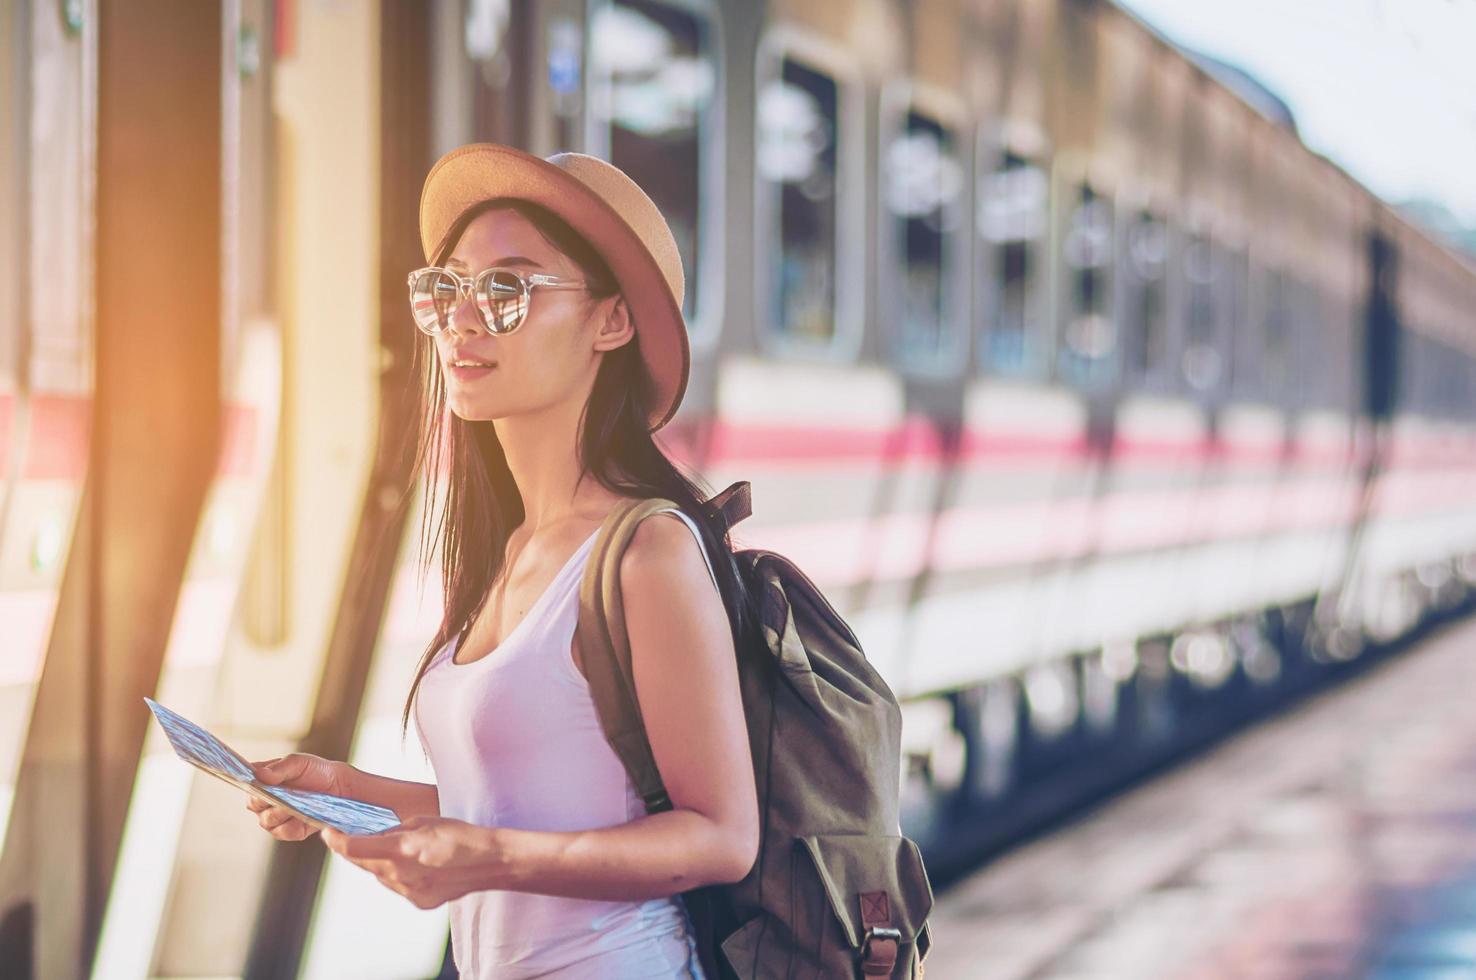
[418,143,690,432]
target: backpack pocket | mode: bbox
[797,833,934,978]
[717,834,934,979]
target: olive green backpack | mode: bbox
[573,481,935,979]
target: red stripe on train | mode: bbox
[0,394,258,480]
[4,394,1472,479]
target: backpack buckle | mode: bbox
[704,480,752,532]
[860,926,901,976]
[640,787,671,813]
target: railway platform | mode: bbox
[926,613,1476,979]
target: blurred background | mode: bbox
[2,0,1475,977]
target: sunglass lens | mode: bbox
[478,270,528,334]
[409,269,460,334]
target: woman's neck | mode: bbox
[493,400,619,533]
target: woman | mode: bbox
[246,144,761,978]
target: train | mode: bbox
[2,0,1474,976]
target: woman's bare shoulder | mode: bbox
[620,507,707,583]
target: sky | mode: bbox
[1117,0,1476,226]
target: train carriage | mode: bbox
[2,0,1475,974]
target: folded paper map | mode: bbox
[144,696,401,836]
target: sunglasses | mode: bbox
[406,265,591,336]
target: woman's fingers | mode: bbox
[246,796,318,840]
[259,806,291,828]
[256,804,290,829]
[249,752,344,795]
[259,808,312,840]
[245,753,340,841]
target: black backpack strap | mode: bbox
[704,480,751,533]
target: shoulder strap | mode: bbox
[572,495,683,813]
[571,482,751,815]
[704,480,752,533]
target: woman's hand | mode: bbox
[320,815,504,910]
[246,752,355,842]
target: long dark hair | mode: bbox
[399,197,760,741]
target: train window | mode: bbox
[882,103,964,372]
[1223,246,1251,398]
[1432,338,1465,417]
[1425,339,1438,416]
[1180,228,1225,393]
[1325,300,1351,413]
[587,0,719,341]
[1417,334,1430,416]
[1436,349,1447,417]
[976,144,1049,376]
[1120,208,1169,386]
[1057,180,1116,388]
[1300,282,1329,407]
[756,49,848,347]
[1425,343,1434,416]
[1427,338,1446,416]
[1400,331,1425,416]
[1262,269,1295,401]
[1458,350,1472,418]
[0,250,13,388]
[1455,349,1472,418]
[1443,346,1460,417]
[0,36,15,385]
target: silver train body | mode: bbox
[3,0,1475,970]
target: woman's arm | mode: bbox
[342,767,440,821]
[324,805,749,908]
[250,754,440,841]
[507,512,758,896]
[323,512,759,905]
[487,805,751,901]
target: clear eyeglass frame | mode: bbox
[406,265,591,336]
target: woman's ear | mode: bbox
[591,295,635,352]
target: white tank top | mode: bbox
[413,507,717,979]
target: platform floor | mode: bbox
[926,614,1476,979]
